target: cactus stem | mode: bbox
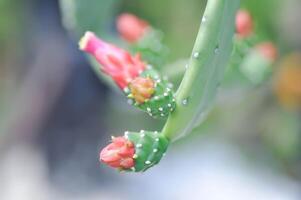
[162,0,240,140]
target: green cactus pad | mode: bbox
[125,68,176,119]
[124,130,169,172]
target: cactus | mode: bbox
[100,131,169,172]
[162,0,240,140]
[79,32,176,119]
[77,0,240,172]
[126,130,169,172]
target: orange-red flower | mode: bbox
[236,10,253,38]
[116,13,149,43]
[79,31,146,89]
[100,136,135,169]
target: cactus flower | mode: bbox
[256,42,278,62]
[235,10,253,38]
[116,13,149,43]
[100,136,135,169]
[129,77,155,104]
[79,31,146,89]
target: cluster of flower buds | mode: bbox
[79,14,175,172]
[79,31,176,119]
[231,9,278,84]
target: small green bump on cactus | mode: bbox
[193,52,200,59]
[124,131,169,172]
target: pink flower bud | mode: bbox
[79,31,146,89]
[116,13,149,43]
[100,136,135,169]
[256,42,278,62]
[236,10,253,38]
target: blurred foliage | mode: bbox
[59,0,119,39]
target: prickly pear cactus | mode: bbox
[125,130,169,172]
[63,0,241,173]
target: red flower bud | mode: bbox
[129,77,155,104]
[256,42,278,62]
[116,13,149,43]
[79,32,146,89]
[236,10,253,38]
[100,136,135,169]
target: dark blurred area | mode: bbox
[0,0,301,199]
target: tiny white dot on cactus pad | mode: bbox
[166,88,171,92]
[140,133,145,138]
[153,149,158,153]
[154,96,159,100]
[167,103,172,107]
[147,107,151,112]
[159,107,163,111]
[131,167,136,171]
[155,138,159,142]
[160,113,164,117]
[164,92,168,97]
[214,46,220,54]
[133,154,138,159]
[193,52,200,59]
[140,130,145,133]
[136,144,142,148]
[154,131,158,134]
[145,161,151,165]
[182,98,188,106]
[202,16,207,23]
[156,79,161,83]
[185,64,189,69]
